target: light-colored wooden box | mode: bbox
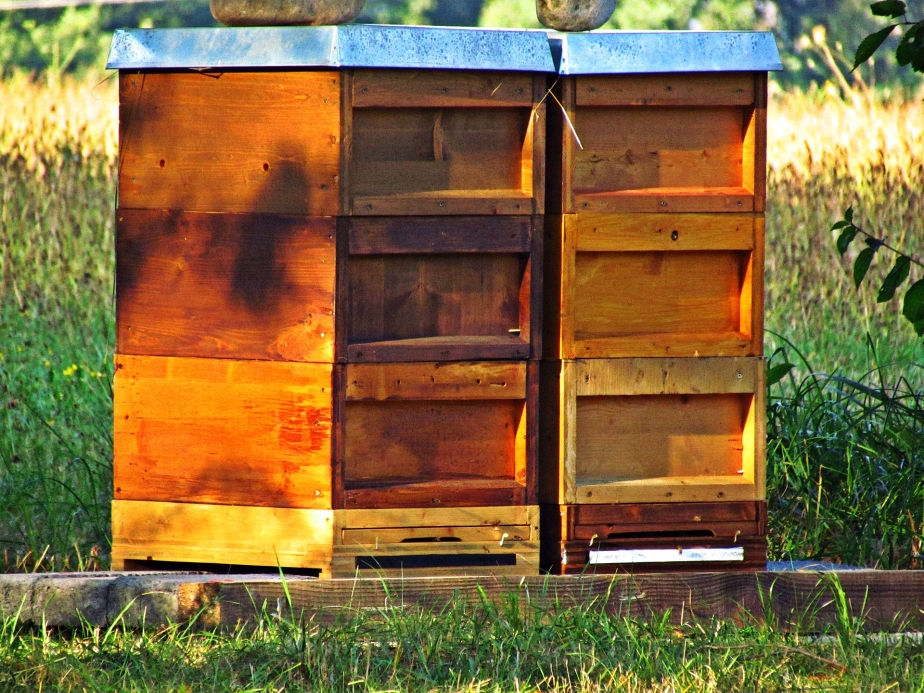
[111,501,539,578]
[544,212,763,358]
[113,356,537,512]
[540,357,766,506]
[549,73,767,215]
[118,69,545,217]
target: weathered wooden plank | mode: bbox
[572,250,750,349]
[574,213,755,252]
[573,107,745,194]
[352,70,536,108]
[350,108,530,199]
[118,71,341,215]
[352,192,536,216]
[346,253,530,357]
[575,73,756,107]
[113,355,334,509]
[346,337,532,363]
[347,216,532,254]
[345,361,527,400]
[342,400,522,492]
[571,357,759,396]
[338,505,537,529]
[543,359,764,506]
[110,500,335,574]
[575,189,755,214]
[213,571,924,632]
[116,210,336,362]
[342,480,520,509]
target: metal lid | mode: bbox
[106,24,556,72]
[551,31,783,74]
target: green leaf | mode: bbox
[913,318,924,336]
[844,206,854,223]
[766,362,795,387]
[831,220,850,230]
[877,255,911,302]
[853,25,898,69]
[902,278,924,324]
[853,246,877,287]
[870,0,905,18]
[896,21,924,70]
[836,227,859,254]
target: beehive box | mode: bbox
[116,211,542,363]
[547,71,767,215]
[539,357,766,506]
[544,212,763,358]
[113,358,537,509]
[117,67,546,216]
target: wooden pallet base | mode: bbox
[542,501,766,574]
[560,535,767,574]
[111,500,539,578]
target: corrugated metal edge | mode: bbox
[106,25,555,72]
[553,31,783,74]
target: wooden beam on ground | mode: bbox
[214,571,924,632]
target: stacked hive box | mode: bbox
[108,26,554,577]
[540,33,781,573]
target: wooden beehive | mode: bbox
[108,26,554,576]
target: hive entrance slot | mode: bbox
[604,529,715,540]
[355,554,517,570]
[399,536,463,543]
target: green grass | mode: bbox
[3,588,924,692]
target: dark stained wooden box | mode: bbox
[118,69,546,217]
[116,212,542,363]
[341,361,538,509]
[540,357,766,507]
[544,212,763,358]
[549,73,767,215]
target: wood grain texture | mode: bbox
[352,70,537,108]
[113,355,334,509]
[116,210,336,362]
[111,500,335,573]
[573,107,745,193]
[212,571,924,632]
[574,213,755,252]
[347,216,533,254]
[575,74,755,107]
[345,362,527,401]
[119,71,341,215]
[340,362,534,508]
[543,358,765,505]
[547,213,761,358]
